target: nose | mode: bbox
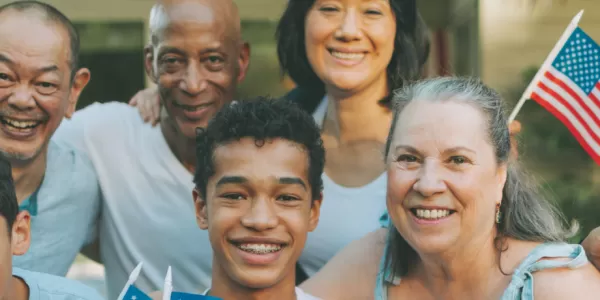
[335,9,362,41]
[7,84,36,111]
[240,197,278,231]
[179,60,208,96]
[413,159,447,197]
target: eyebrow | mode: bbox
[0,54,59,74]
[216,176,247,187]
[278,177,307,190]
[394,145,476,155]
[0,54,11,64]
[156,46,187,58]
[215,176,307,190]
[442,146,476,155]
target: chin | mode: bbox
[176,120,209,139]
[408,236,458,256]
[0,144,44,162]
[327,78,373,94]
[230,268,285,290]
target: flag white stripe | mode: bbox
[548,67,600,117]
[591,87,600,102]
[540,76,600,133]
[533,86,600,155]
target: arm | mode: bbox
[582,227,600,270]
[533,260,600,299]
[300,228,387,300]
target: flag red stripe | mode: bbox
[536,80,600,146]
[544,71,600,128]
[590,87,600,109]
[531,92,600,165]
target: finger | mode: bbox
[508,120,522,135]
[140,103,151,123]
[129,91,143,106]
[152,96,161,124]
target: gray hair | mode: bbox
[383,77,574,277]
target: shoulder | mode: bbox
[533,259,600,299]
[509,243,600,300]
[75,101,139,119]
[301,228,387,299]
[69,101,144,131]
[12,268,104,300]
[46,140,99,190]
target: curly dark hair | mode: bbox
[276,0,430,106]
[193,96,325,201]
[0,156,17,237]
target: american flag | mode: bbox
[530,27,600,165]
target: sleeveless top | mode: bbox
[374,242,589,300]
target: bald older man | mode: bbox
[52,0,250,297]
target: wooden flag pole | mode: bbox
[507,10,585,124]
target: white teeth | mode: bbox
[415,209,450,220]
[185,104,210,112]
[1,118,41,130]
[330,51,365,60]
[237,243,282,254]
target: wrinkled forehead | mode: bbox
[151,1,239,46]
[392,100,489,149]
[0,12,71,70]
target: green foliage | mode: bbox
[507,67,600,242]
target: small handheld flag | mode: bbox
[170,292,222,300]
[118,263,223,300]
[118,262,150,300]
[509,10,600,165]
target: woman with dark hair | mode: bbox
[273,0,431,280]
[300,77,600,300]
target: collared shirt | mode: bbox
[12,267,104,300]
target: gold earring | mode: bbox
[495,204,501,224]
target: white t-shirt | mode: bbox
[298,98,388,277]
[52,102,212,299]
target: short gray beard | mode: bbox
[0,147,42,165]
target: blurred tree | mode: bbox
[507,67,600,242]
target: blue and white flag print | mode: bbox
[171,292,221,300]
[122,285,153,300]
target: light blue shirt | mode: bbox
[374,242,588,300]
[13,140,101,276]
[12,267,105,300]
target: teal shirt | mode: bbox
[12,267,105,300]
[13,140,101,276]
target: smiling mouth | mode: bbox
[0,117,43,131]
[172,101,213,112]
[233,243,286,255]
[410,208,456,220]
[329,49,366,61]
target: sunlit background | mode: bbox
[1,0,598,296]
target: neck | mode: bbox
[10,152,47,204]
[415,230,504,299]
[160,114,197,173]
[322,77,392,144]
[10,276,30,300]
[209,258,297,300]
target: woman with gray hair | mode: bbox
[301,77,600,299]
